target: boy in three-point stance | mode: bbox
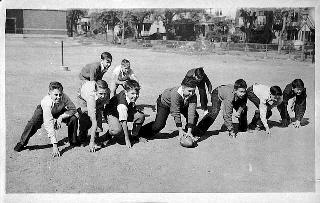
[196,79,248,138]
[247,84,283,135]
[104,79,145,148]
[278,79,307,128]
[139,77,199,142]
[78,80,110,152]
[14,82,78,157]
[110,59,139,98]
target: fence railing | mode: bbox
[134,39,315,62]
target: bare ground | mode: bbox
[5,37,315,193]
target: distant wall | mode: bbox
[23,9,67,35]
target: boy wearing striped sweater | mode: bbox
[196,79,248,138]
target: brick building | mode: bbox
[5,9,67,36]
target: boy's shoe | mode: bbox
[14,143,24,152]
[220,124,228,132]
[70,141,81,147]
[257,125,266,131]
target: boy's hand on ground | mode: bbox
[88,142,98,152]
[186,132,198,142]
[293,120,301,128]
[234,111,241,118]
[138,137,148,143]
[126,140,132,149]
[56,117,63,129]
[265,128,271,136]
[177,131,186,141]
[229,131,236,138]
[52,144,60,157]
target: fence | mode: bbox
[134,39,315,62]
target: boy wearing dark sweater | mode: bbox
[139,77,199,141]
[184,67,213,114]
[104,80,145,148]
[79,52,112,82]
[196,79,248,138]
[278,79,307,128]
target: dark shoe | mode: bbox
[248,123,257,130]
[14,143,24,152]
[70,141,81,147]
[238,127,247,132]
[220,124,228,132]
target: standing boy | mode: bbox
[278,79,307,128]
[104,80,145,148]
[79,52,112,83]
[196,79,248,138]
[138,77,199,142]
[14,82,78,157]
[184,67,213,115]
[110,59,139,98]
[78,80,110,152]
[247,84,283,135]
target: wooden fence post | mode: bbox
[265,44,268,58]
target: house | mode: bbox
[5,9,68,36]
[141,15,166,37]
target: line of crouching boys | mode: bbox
[14,51,307,157]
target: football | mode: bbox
[180,135,194,148]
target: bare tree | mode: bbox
[66,9,88,37]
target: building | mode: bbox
[141,15,166,36]
[5,9,67,36]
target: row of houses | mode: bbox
[5,8,315,44]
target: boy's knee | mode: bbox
[135,112,145,124]
[108,126,122,136]
[69,115,78,123]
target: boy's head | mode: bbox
[121,59,131,74]
[48,81,63,104]
[101,52,112,69]
[181,77,197,99]
[95,80,109,100]
[233,79,247,99]
[269,85,282,105]
[124,79,140,103]
[291,79,304,95]
[194,67,205,81]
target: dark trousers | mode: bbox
[198,80,208,110]
[19,105,78,146]
[139,96,199,137]
[78,112,93,143]
[247,86,272,127]
[197,88,247,133]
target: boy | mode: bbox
[196,79,248,138]
[247,84,283,135]
[184,67,213,115]
[110,59,139,98]
[278,79,307,128]
[104,79,145,148]
[14,82,78,157]
[138,77,199,142]
[78,80,110,152]
[79,52,112,83]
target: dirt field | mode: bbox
[5,37,315,193]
